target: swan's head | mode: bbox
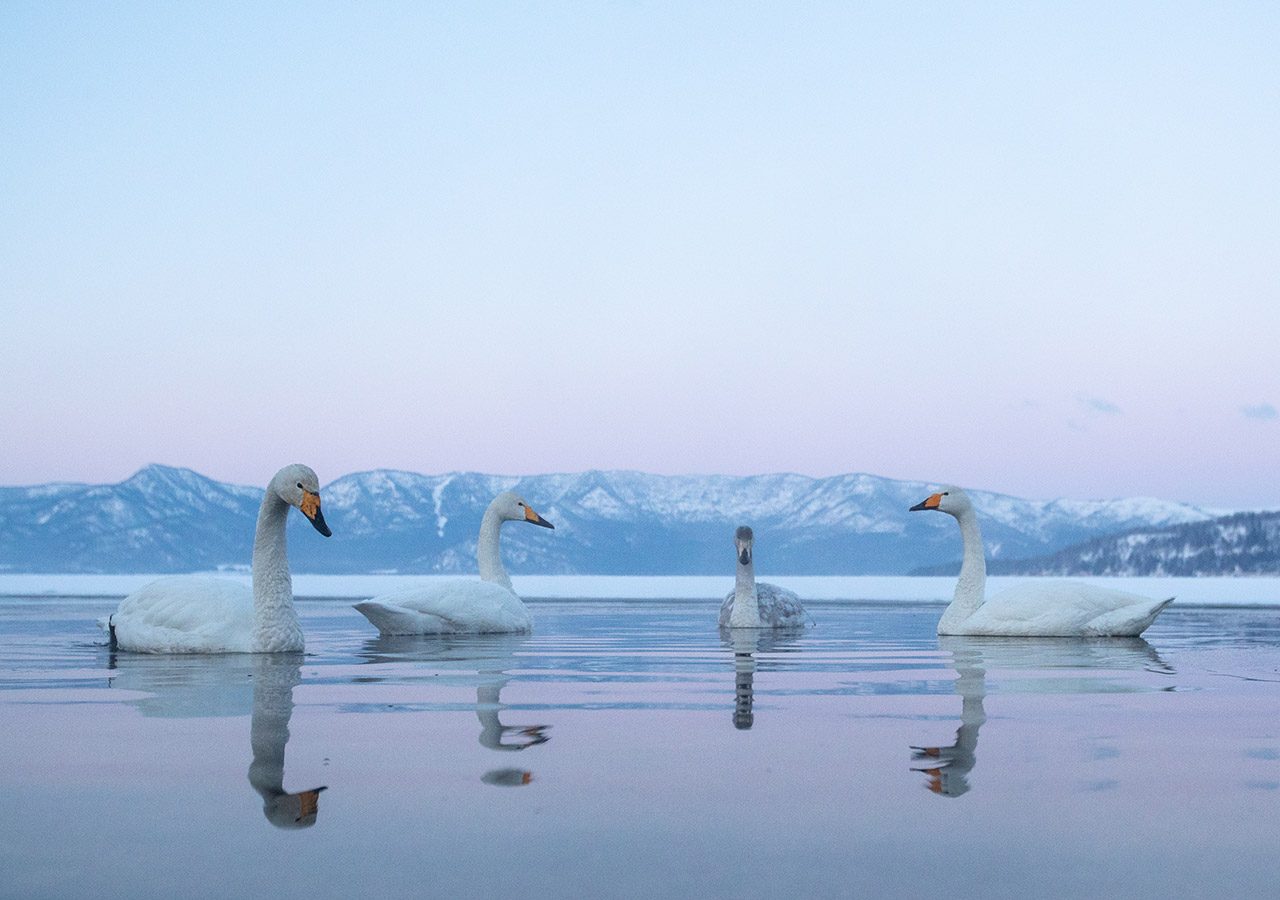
[272,464,332,537]
[734,525,754,566]
[490,491,555,529]
[909,486,971,518]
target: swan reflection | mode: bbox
[360,634,549,786]
[105,651,327,828]
[910,642,985,797]
[247,654,327,828]
[477,680,550,751]
[911,636,1172,797]
[722,630,800,731]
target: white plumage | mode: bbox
[108,576,262,654]
[354,580,534,635]
[102,464,332,653]
[910,486,1172,637]
[354,491,554,635]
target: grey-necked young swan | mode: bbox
[718,526,809,629]
[103,464,332,653]
[910,486,1171,636]
[353,491,555,634]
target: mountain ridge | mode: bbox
[0,463,1227,576]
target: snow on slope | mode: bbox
[0,465,1224,575]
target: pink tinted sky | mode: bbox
[2,4,1277,507]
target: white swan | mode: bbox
[909,486,1172,637]
[104,464,332,653]
[718,526,809,629]
[353,492,554,634]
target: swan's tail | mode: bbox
[352,600,443,635]
[1130,596,1174,636]
[96,614,118,649]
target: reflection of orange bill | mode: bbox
[300,491,322,520]
[298,790,321,820]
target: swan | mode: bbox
[909,486,1172,636]
[353,491,554,634]
[718,526,809,629]
[104,464,332,653]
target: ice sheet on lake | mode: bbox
[1,573,1278,607]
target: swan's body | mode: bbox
[103,464,331,653]
[910,487,1171,637]
[354,492,554,635]
[354,580,534,635]
[718,526,809,629]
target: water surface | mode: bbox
[2,598,1278,899]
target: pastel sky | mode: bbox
[2,3,1277,508]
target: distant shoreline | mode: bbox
[3,574,1279,607]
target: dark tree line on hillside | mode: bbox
[914,511,1280,577]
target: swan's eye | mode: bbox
[942,492,949,496]
[296,482,303,490]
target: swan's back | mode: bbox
[355,580,533,635]
[960,581,1172,637]
[109,576,256,653]
[719,582,808,629]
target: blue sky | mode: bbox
[2,3,1277,507]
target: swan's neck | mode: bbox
[252,492,303,652]
[477,508,513,591]
[729,560,761,628]
[940,509,987,632]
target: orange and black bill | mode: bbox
[909,493,943,512]
[524,505,555,529]
[300,491,333,537]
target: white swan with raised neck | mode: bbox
[910,486,1171,637]
[354,491,554,634]
[105,464,332,653]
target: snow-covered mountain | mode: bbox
[957,511,1280,576]
[0,464,1221,575]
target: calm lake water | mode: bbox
[2,596,1279,899]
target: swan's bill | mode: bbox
[300,491,332,537]
[910,493,944,512]
[523,504,555,529]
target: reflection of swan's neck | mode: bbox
[476,681,506,749]
[248,659,301,801]
[734,651,755,730]
[730,559,760,628]
[941,508,987,632]
[477,506,512,591]
[954,658,987,749]
[248,657,324,827]
[252,492,303,652]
